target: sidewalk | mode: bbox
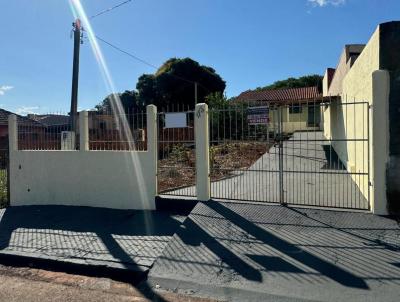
[148,201,400,302]
[0,205,185,274]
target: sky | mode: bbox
[0,0,399,115]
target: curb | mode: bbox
[0,250,147,284]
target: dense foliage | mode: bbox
[256,74,323,92]
[95,58,226,112]
[136,58,226,109]
[205,92,229,108]
[95,90,143,113]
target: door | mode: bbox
[307,105,321,127]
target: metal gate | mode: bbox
[209,100,370,210]
[157,108,196,197]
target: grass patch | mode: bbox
[0,170,8,208]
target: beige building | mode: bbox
[322,21,400,215]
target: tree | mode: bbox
[205,92,249,141]
[256,74,323,92]
[205,92,229,109]
[136,58,226,109]
[95,90,142,113]
[136,75,159,106]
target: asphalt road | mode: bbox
[0,265,219,302]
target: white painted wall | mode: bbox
[8,105,157,210]
[10,151,156,210]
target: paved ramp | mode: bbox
[148,201,400,302]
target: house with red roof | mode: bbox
[0,108,46,151]
[234,86,324,133]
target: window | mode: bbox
[289,105,302,114]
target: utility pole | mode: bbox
[70,18,82,134]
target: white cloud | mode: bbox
[308,0,346,7]
[0,85,14,96]
[16,106,40,115]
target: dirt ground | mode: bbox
[158,142,269,193]
[0,264,221,302]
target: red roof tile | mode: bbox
[0,108,44,127]
[234,86,322,103]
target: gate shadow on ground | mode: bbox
[177,202,370,289]
[0,205,185,302]
[287,207,400,252]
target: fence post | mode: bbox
[146,105,158,196]
[195,103,210,201]
[370,70,390,215]
[8,115,17,151]
[79,111,89,151]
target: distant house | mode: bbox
[28,112,125,133]
[0,108,45,150]
[28,111,147,150]
[28,114,70,132]
[234,86,324,133]
[28,112,116,149]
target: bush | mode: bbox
[0,171,7,208]
[170,144,189,162]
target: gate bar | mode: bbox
[278,106,285,204]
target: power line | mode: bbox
[90,0,133,20]
[95,35,159,70]
[94,34,210,91]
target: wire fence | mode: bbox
[209,103,276,201]
[17,113,72,150]
[157,105,196,197]
[88,110,147,151]
[11,99,370,210]
[16,110,148,151]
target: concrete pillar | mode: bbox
[8,114,17,151]
[146,105,158,196]
[79,111,89,151]
[195,103,210,201]
[370,70,390,215]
